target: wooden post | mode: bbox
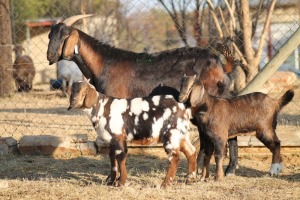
[0,0,14,97]
[239,27,300,95]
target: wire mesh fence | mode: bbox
[0,0,299,144]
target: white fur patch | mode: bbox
[96,117,112,143]
[152,96,160,106]
[143,113,148,120]
[127,133,134,141]
[109,99,127,134]
[169,129,182,149]
[178,103,185,110]
[176,118,188,133]
[135,116,139,125]
[115,150,122,155]
[172,106,177,113]
[163,108,172,120]
[142,100,150,112]
[98,98,109,117]
[165,95,173,99]
[269,162,283,176]
[152,117,164,138]
[112,166,117,171]
[130,98,143,115]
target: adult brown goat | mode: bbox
[46,15,238,176]
[13,45,36,92]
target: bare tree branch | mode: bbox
[254,0,276,64]
[157,0,188,46]
[240,0,254,61]
[223,0,236,31]
[206,0,223,38]
[252,0,264,38]
[217,6,230,36]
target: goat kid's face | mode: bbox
[68,81,98,110]
[179,77,205,107]
[47,23,79,65]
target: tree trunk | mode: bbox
[0,0,13,97]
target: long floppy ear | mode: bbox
[179,75,196,103]
[63,29,79,59]
[83,83,98,108]
[190,83,205,107]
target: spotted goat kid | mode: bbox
[68,80,197,188]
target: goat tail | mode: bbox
[278,89,294,110]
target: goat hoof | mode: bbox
[185,173,197,185]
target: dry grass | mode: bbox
[0,153,300,200]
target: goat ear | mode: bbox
[63,30,79,59]
[83,85,98,108]
[190,84,205,107]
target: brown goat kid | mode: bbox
[180,76,294,181]
[13,45,35,92]
[68,80,197,188]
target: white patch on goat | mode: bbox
[172,106,177,113]
[165,143,173,150]
[165,95,173,99]
[92,116,97,123]
[129,112,132,116]
[152,117,164,138]
[176,118,188,133]
[109,99,127,134]
[143,113,148,120]
[96,117,112,143]
[115,150,122,155]
[167,124,171,129]
[269,162,283,176]
[152,108,156,111]
[135,116,139,126]
[169,129,182,149]
[130,98,143,115]
[98,98,109,117]
[142,100,150,112]
[112,166,117,171]
[152,96,160,106]
[178,103,185,110]
[83,108,93,117]
[163,108,172,120]
[127,133,134,141]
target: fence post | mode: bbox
[239,27,300,95]
[0,0,14,97]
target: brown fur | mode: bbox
[180,78,294,181]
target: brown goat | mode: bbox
[47,17,241,175]
[13,45,35,92]
[180,76,294,181]
[68,80,196,188]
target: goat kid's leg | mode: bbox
[197,131,205,174]
[106,145,118,186]
[201,139,214,181]
[225,137,239,176]
[257,131,283,176]
[115,140,128,186]
[180,137,197,184]
[214,139,226,181]
[161,148,180,189]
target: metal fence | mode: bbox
[0,0,299,142]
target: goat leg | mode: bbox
[225,137,238,176]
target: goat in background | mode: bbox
[13,45,35,92]
[57,60,83,97]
